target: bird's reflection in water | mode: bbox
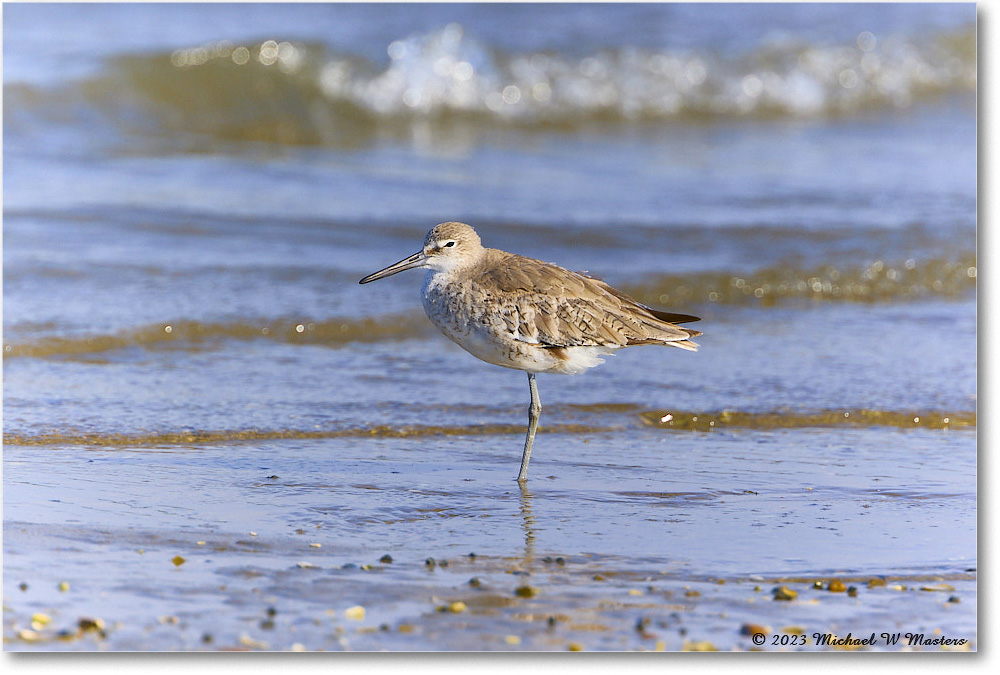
[517,482,536,563]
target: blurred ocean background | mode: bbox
[3,3,977,651]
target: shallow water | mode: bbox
[2,3,977,651]
[3,422,976,651]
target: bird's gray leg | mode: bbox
[517,372,541,482]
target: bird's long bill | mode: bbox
[358,251,428,284]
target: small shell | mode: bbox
[18,629,42,642]
[239,634,268,650]
[919,583,956,592]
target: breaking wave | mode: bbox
[3,24,976,148]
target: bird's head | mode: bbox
[359,222,484,283]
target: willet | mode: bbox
[359,222,701,482]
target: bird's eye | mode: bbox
[442,241,456,248]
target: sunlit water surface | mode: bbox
[3,2,976,651]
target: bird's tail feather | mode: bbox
[644,308,701,325]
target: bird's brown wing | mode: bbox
[476,252,700,349]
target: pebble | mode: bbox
[78,617,105,632]
[772,586,797,601]
[683,640,719,651]
[30,613,52,629]
[437,601,466,613]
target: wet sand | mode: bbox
[4,421,976,651]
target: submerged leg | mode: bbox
[517,372,541,482]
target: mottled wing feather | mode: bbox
[476,252,700,349]
[587,277,702,329]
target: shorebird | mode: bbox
[359,222,701,482]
